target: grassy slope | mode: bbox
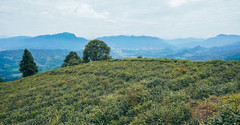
[0,58,239,124]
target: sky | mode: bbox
[0,0,240,39]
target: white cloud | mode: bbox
[55,1,110,20]
[168,0,201,7]
[0,0,240,38]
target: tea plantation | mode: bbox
[0,58,239,124]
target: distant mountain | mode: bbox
[199,34,240,48]
[167,42,240,61]
[165,38,205,48]
[0,32,89,50]
[1,33,239,50]
[163,34,240,48]
[98,35,173,49]
[0,33,173,50]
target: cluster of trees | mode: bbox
[19,39,111,77]
[61,39,111,67]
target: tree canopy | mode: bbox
[19,49,38,77]
[83,39,111,63]
[61,51,82,67]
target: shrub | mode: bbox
[207,105,240,124]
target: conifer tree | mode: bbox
[0,78,4,83]
[61,51,82,67]
[19,49,38,77]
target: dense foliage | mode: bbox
[207,94,240,124]
[0,77,4,83]
[0,59,239,124]
[61,51,82,67]
[83,39,111,63]
[19,49,38,77]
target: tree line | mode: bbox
[17,39,111,78]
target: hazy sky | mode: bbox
[0,0,240,39]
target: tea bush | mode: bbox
[0,58,239,124]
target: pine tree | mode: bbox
[0,78,4,83]
[61,51,82,67]
[19,49,38,77]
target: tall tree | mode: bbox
[61,51,82,67]
[0,78,4,83]
[83,39,111,63]
[19,49,38,77]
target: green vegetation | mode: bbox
[61,51,82,67]
[0,77,4,83]
[19,49,38,77]
[83,39,111,63]
[0,58,239,124]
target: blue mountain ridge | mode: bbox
[1,32,239,50]
[0,32,88,50]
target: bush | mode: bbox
[207,105,240,124]
[189,83,210,99]
[61,51,82,67]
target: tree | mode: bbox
[83,39,111,63]
[0,78,4,83]
[19,49,38,77]
[61,51,82,67]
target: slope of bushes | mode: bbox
[0,58,239,124]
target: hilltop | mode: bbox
[0,59,239,124]
[1,33,240,82]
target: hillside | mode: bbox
[0,59,239,124]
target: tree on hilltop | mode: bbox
[61,51,82,67]
[19,49,38,77]
[0,78,4,83]
[83,39,111,63]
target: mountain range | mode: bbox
[1,32,240,50]
[0,33,88,50]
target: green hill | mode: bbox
[0,59,239,124]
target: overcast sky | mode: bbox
[0,0,240,39]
